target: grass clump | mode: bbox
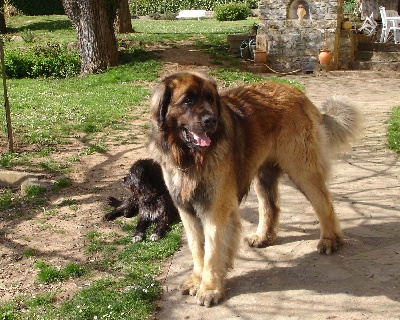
[22,248,38,258]
[58,278,159,320]
[387,106,400,155]
[35,260,88,284]
[0,188,14,210]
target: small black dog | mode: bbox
[103,158,179,243]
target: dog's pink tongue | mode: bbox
[192,132,211,147]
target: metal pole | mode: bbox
[0,37,14,152]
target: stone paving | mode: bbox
[156,74,400,320]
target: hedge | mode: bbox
[9,0,65,15]
[7,0,258,17]
[130,0,258,16]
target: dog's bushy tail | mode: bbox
[321,95,362,153]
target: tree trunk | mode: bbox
[0,0,7,34]
[62,0,119,75]
[114,0,134,33]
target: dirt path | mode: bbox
[156,75,400,319]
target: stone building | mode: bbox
[256,0,400,73]
[257,0,344,73]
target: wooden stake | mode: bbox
[0,38,14,152]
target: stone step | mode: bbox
[355,50,400,62]
[349,60,400,71]
[329,69,400,79]
[357,42,400,52]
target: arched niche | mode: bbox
[288,0,312,20]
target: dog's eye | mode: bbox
[183,98,194,107]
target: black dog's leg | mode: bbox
[108,196,122,207]
[122,196,139,218]
[150,201,179,241]
[150,213,169,241]
[103,196,139,221]
[132,217,151,243]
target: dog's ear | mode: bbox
[150,82,172,129]
[191,72,218,89]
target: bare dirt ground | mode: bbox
[1,44,400,320]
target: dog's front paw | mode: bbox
[317,236,345,254]
[196,287,223,307]
[149,233,160,241]
[132,235,144,243]
[245,232,275,248]
[180,274,201,296]
[107,196,121,207]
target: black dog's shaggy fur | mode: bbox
[103,158,179,242]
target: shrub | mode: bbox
[344,0,359,14]
[4,44,81,78]
[214,3,251,21]
[130,0,257,16]
[9,0,64,15]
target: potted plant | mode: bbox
[250,22,258,35]
[318,48,332,65]
[318,30,332,66]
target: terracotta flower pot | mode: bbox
[318,49,332,65]
[253,50,267,64]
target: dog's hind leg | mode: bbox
[150,214,168,241]
[245,163,283,248]
[150,201,178,241]
[290,171,344,254]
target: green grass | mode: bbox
[35,260,88,284]
[6,67,155,145]
[22,248,38,258]
[387,106,400,155]
[5,15,77,46]
[132,17,258,34]
[0,185,47,212]
[0,188,14,210]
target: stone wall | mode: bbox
[258,0,344,72]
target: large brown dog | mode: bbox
[147,72,360,307]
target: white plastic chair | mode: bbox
[379,6,400,44]
[358,12,378,35]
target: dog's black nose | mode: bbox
[122,177,129,187]
[202,114,217,131]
